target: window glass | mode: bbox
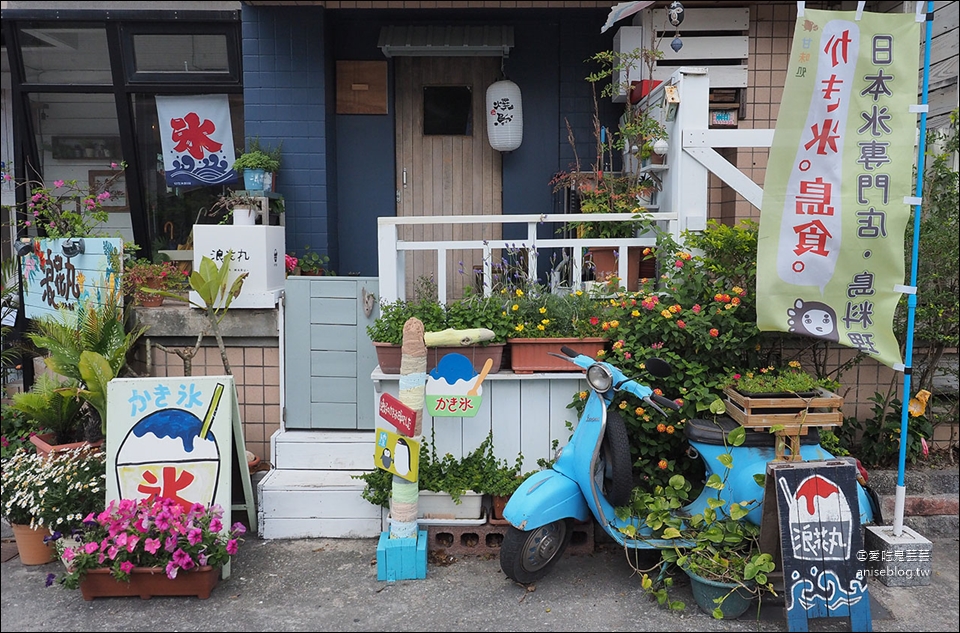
[132,93,245,254]
[20,25,112,84]
[28,93,132,242]
[134,34,229,73]
[423,86,472,136]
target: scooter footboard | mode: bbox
[502,469,591,530]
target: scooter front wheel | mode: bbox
[500,520,572,584]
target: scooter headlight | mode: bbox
[586,363,613,393]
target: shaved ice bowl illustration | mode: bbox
[116,408,221,507]
[425,353,483,416]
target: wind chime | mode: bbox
[667,1,685,52]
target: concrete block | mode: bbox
[863,524,933,587]
[426,520,594,559]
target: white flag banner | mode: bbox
[156,94,238,187]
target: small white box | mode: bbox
[191,225,285,309]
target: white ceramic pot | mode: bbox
[232,206,257,225]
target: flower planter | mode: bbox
[29,433,104,458]
[722,386,843,430]
[10,523,56,565]
[78,565,220,601]
[374,342,504,375]
[417,490,484,520]
[508,338,608,373]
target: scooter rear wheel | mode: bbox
[500,520,572,584]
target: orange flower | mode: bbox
[666,425,675,434]
[657,423,666,433]
[657,459,668,470]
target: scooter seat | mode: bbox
[685,415,820,447]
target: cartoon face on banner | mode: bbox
[107,376,235,513]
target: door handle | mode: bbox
[402,168,407,188]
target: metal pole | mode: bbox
[893,0,934,537]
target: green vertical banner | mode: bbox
[757,9,920,368]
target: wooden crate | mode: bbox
[723,386,843,433]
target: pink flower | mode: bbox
[623,352,632,359]
[119,561,134,574]
[187,528,203,546]
[110,162,118,168]
[83,541,99,555]
[62,548,76,562]
[676,319,686,328]
[165,561,179,580]
[921,437,929,456]
[709,328,719,337]
[54,179,64,188]
[674,260,684,268]
[144,537,161,554]
[692,304,701,314]
[173,548,195,570]
[226,539,239,555]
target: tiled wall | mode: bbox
[132,343,282,465]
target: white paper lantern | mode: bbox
[486,80,523,152]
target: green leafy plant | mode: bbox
[231,150,280,174]
[837,391,933,468]
[1,445,106,532]
[205,192,263,224]
[503,283,619,340]
[0,402,44,459]
[8,374,82,445]
[617,421,777,619]
[25,297,146,438]
[366,276,446,345]
[144,253,248,376]
[298,245,331,275]
[727,361,837,395]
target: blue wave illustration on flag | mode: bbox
[165,152,239,187]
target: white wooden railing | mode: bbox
[377,212,679,304]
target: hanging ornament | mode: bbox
[486,79,523,152]
[667,1,685,27]
[671,36,683,52]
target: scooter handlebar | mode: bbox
[651,394,682,411]
[560,346,579,358]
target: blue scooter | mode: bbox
[499,346,879,584]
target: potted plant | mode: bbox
[24,297,147,443]
[297,245,331,276]
[505,283,617,373]
[0,446,107,565]
[726,361,837,397]
[121,258,188,307]
[242,137,283,191]
[8,374,84,449]
[207,192,264,226]
[231,149,281,192]
[50,496,246,600]
[617,424,778,620]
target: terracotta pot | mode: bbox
[586,246,655,292]
[78,565,220,601]
[138,276,165,307]
[29,433,104,458]
[508,338,608,373]
[491,495,510,521]
[10,523,57,565]
[374,342,505,375]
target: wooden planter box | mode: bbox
[723,386,843,433]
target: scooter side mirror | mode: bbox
[645,357,672,378]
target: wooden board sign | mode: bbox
[374,427,419,482]
[379,392,417,437]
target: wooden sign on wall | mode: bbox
[336,61,388,114]
[20,237,123,324]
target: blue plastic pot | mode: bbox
[243,168,265,191]
[685,568,755,619]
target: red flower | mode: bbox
[676,319,686,329]
[589,316,600,326]
[709,328,719,337]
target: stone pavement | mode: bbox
[2,518,957,632]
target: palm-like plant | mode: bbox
[1,257,21,373]
[26,294,146,437]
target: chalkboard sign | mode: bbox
[770,460,872,632]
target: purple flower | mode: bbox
[172,548,195,570]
